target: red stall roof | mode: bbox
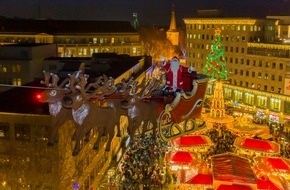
[234,137,280,153]
[217,184,254,190]
[186,173,213,185]
[171,135,212,147]
[166,151,194,165]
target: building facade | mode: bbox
[183,16,290,123]
[0,44,57,90]
[0,18,142,58]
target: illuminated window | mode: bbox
[133,47,137,54]
[35,125,49,142]
[78,49,83,56]
[0,122,10,140]
[111,37,114,43]
[93,38,97,44]
[257,95,267,108]
[90,49,94,55]
[270,98,281,111]
[234,90,243,102]
[15,124,30,141]
[264,73,268,79]
[12,78,21,86]
[100,38,103,43]
[258,72,262,78]
[242,25,247,31]
[244,92,254,105]
[237,25,240,31]
[83,49,87,56]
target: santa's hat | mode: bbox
[171,56,179,61]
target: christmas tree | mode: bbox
[202,28,227,80]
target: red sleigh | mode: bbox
[157,73,209,141]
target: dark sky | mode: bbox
[0,0,289,26]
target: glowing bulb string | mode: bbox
[0,83,69,91]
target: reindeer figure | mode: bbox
[93,77,135,137]
[62,73,118,156]
[121,79,161,143]
[38,71,72,146]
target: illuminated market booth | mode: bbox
[234,137,280,157]
[212,153,257,190]
[171,135,214,153]
[253,156,290,190]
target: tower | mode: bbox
[132,12,139,30]
[166,4,179,46]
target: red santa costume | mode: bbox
[163,56,193,91]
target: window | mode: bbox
[0,123,10,140]
[246,71,249,76]
[265,73,268,79]
[240,70,243,75]
[259,61,262,67]
[242,36,246,42]
[265,62,269,68]
[279,63,283,69]
[272,62,276,69]
[15,124,30,141]
[252,72,255,77]
[279,75,282,82]
[253,60,256,66]
[235,47,239,53]
[230,47,233,52]
[271,75,275,81]
[258,72,262,78]
[270,98,281,111]
[35,125,50,142]
[246,59,250,65]
[257,95,267,108]
[244,92,254,105]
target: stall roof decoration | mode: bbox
[166,151,194,165]
[212,153,256,184]
[216,184,254,190]
[171,135,212,147]
[235,137,280,153]
[186,173,213,185]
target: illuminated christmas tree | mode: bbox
[202,28,227,80]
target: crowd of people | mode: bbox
[117,134,168,190]
[204,124,238,155]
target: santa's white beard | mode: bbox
[170,61,180,72]
[170,61,180,90]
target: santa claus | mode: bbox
[162,56,194,92]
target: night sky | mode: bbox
[0,0,289,26]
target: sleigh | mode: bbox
[156,73,209,141]
[130,72,209,142]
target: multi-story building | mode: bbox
[0,18,142,58]
[183,14,290,123]
[0,44,57,90]
[0,52,150,190]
